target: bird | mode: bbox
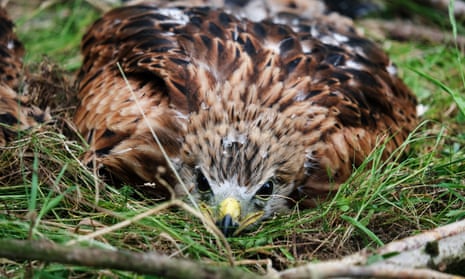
[74,2,418,236]
[0,8,49,146]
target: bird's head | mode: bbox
[175,86,308,236]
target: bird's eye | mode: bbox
[196,171,211,193]
[255,180,274,200]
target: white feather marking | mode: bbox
[174,110,189,120]
[214,175,250,200]
[333,33,348,43]
[157,8,190,25]
[345,60,363,70]
[416,104,428,116]
[233,26,239,41]
[320,36,341,46]
[112,147,133,155]
[301,42,312,53]
[222,131,247,149]
[386,64,397,75]
[6,40,14,50]
[304,150,316,175]
[310,26,320,38]
[263,40,281,54]
[294,90,307,102]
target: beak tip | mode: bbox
[217,214,238,237]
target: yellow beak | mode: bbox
[217,197,241,236]
[216,197,265,236]
[219,197,241,220]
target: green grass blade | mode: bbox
[341,215,384,246]
[449,0,465,98]
[38,186,75,222]
[28,151,40,213]
[411,68,465,116]
[449,0,458,39]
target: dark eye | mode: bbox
[196,171,211,193]
[255,180,274,200]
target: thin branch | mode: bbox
[0,239,263,279]
[279,219,465,278]
[360,19,465,51]
[279,262,459,279]
[3,220,465,278]
[65,199,235,266]
[424,0,465,19]
[345,218,465,268]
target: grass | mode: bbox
[1,0,465,278]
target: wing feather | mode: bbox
[0,8,49,146]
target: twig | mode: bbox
[0,239,262,279]
[65,199,236,266]
[84,0,117,12]
[360,19,465,51]
[345,218,465,268]
[279,219,465,278]
[3,220,465,278]
[279,262,459,279]
[424,0,465,19]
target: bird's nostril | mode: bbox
[216,214,238,237]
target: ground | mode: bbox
[1,0,465,278]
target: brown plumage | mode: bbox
[75,2,417,235]
[0,8,48,146]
